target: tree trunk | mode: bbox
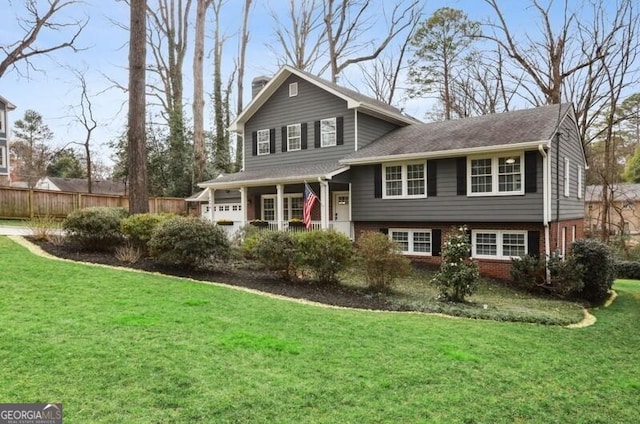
[236,0,252,170]
[128,0,149,214]
[192,0,209,184]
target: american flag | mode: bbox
[303,182,318,229]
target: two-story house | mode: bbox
[198,66,586,279]
[0,95,16,186]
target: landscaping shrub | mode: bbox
[296,230,353,283]
[571,238,615,305]
[431,226,479,302]
[234,224,262,252]
[63,207,128,250]
[28,215,62,242]
[615,260,640,280]
[148,216,230,268]
[511,254,584,297]
[356,231,411,291]
[250,230,300,280]
[120,213,174,250]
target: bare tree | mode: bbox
[70,70,98,193]
[128,0,149,214]
[146,0,193,196]
[211,0,231,173]
[323,0,421,83]
[192,0,212,184]
[235,0,252,170]
[269,0,326,72]
[0,0,87,78]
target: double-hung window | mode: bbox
[261,194,303,221]
[261,197,276,221]
[287,124,301,151]
[0,146,6,168]
[257,129,270,155]
[0,111,5,133]
[320,118,336,147]
[390,229,432,256]
[472,230,527,259]
[383,162,426,198]
[469,154,523,195]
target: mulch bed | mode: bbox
[30,239,407,312]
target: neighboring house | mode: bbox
[198,65,586,279]
[0,95,17,186]
[35,177,127,196]
[585,183,640,236]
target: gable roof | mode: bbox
[230,65,419,133]
[341,103,574,165]
[198,160,349,190]
[42,177,126,195]
[0,94,16,110]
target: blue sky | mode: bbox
[0,0,608,167]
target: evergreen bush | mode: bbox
[572,238,615,305]
[62,207,128,250]
[431,226,479,302]
[356,231,411,291]
[296,230,353,283]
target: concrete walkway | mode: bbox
[0,226,31,236]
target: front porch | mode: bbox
[203,181,353,239]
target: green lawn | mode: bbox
[0,219,28,227]
[1,236,638,423]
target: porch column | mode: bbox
[276,184,284,230]
[208,187,216,222]
[239,186,248,227]
[320,180,329,229]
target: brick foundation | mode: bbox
[549,218,584,256]
[353,220,583,281]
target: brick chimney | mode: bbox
[251,76,270,98]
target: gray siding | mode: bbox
[244,75,354,169]
[356,111,400,150]
[351,154,544,223]
[550,111,585,220]
[213,190,241,203]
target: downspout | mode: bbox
[354,109,359,151]
[555,132,561,254]
[539,144,551,282]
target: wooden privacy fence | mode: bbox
[0,187,187,219]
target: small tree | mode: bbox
[356,231,411,291]
[432,226,479,302]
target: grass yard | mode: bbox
[1,236,639,423]
[0,219,28,227]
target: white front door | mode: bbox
[332,191,351,237]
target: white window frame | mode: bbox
[0,110,5,133]
[471,230,528,260]
[577,166,582,199]
[289,82,298,97]
[287,123,301,151]
[389,228,432,256]
[564,157,570,197]
[257,129,270,156]
[561,227,567,258]
[320,117,336,147]
[382,161,427,199]
[261,194,303,221]
[467,153,524,196]
[0,145,6,168]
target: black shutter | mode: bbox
[254,196,261,219]
[432,229,442,256]
[427,160,437,197]
[269,128,276,154]
[301,123,308,150]
[528,231,540,258]
[525,151,537,193]
[456,157,467,195]
[379,228,389,235]
[374,164,382,198]
[336,116,344,145]
[281,126,288,152]
[314,121,321,148]
[252,131,257,156]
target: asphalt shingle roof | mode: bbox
[585,184,640,202]
[47,177,126,195]
[199,161,348,187]
[342,103,572,162]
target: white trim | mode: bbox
[340,140,550,165]
[287,123,301,151]
[467,153,525,197]
[561,226,567,258]
[389,228,433,256]
[571,225,576,243]
[577,166,583,199]
[0,145,6,169]
[0,110,5,133]
[472,230,528,260]
[354,109,358,151]
[382,161,427,199]
[288,82,298,97]
[198,166,352,190]
[564,157,570,197]
[261,193,303,222]
[257,129,270,156]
